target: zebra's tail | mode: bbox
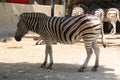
[101,23,107,48]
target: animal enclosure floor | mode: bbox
[0,36,120,80]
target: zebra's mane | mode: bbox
[19,12,48,19]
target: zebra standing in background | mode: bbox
[15,13,106,72]
[71,4,88,16]
[104,8,120,34]
[71,6,84,16]
[88,4,105,22]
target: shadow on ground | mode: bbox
[0,62,118,80]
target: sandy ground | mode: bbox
[0,35,120,80]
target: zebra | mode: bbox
[71,4,88,16]
[71,6,84,16]
[104,8,120,34]
[15,12,106,72]
[88,4,105,22]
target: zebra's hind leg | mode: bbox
[110,21,116,35]
[78,42,93,72]
[91,41,100,71]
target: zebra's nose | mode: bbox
[15,36,21,41]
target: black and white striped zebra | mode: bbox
[104,8,120,34]
[15,12,106,72]
[88,4,105,22]
[71,4,88,16]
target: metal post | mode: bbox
[51,0,55,16]
[63,0,67,17]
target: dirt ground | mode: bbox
[0,34,120,80]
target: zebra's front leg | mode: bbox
[47,48,53,70]
[41,44,53,70]
[78,42,93,72]
[91,41,100,71]
[41,47,48,68]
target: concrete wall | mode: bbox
[0,3,63,38]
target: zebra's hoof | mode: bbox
[1,38,7,43]
[78,69,84,72]
[78,67,85,72]
[35,43,39,45]
[41,64,46,68]
[91,66,98,72]
[46,66,52,70]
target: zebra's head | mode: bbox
[15,14,28,41]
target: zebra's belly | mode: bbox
[55,34,81,44]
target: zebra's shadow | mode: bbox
[0,62,117,80]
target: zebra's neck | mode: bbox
[26,16,49,35]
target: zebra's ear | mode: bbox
[15,14,20,20]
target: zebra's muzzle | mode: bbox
[15,36,21,41]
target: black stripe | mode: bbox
[53,18,59,40]
[80,24,100,33]
[61,17,69,23]
[82,33,97,36]
[81,24,100,32]
[47,17,53,31]
[32,14,37,30]
[62,17,75,31]
[46,17,53,35]
[58,18,64,43]
[82,36,95,39]
[51,17,57,34]
[82,39,94,42]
